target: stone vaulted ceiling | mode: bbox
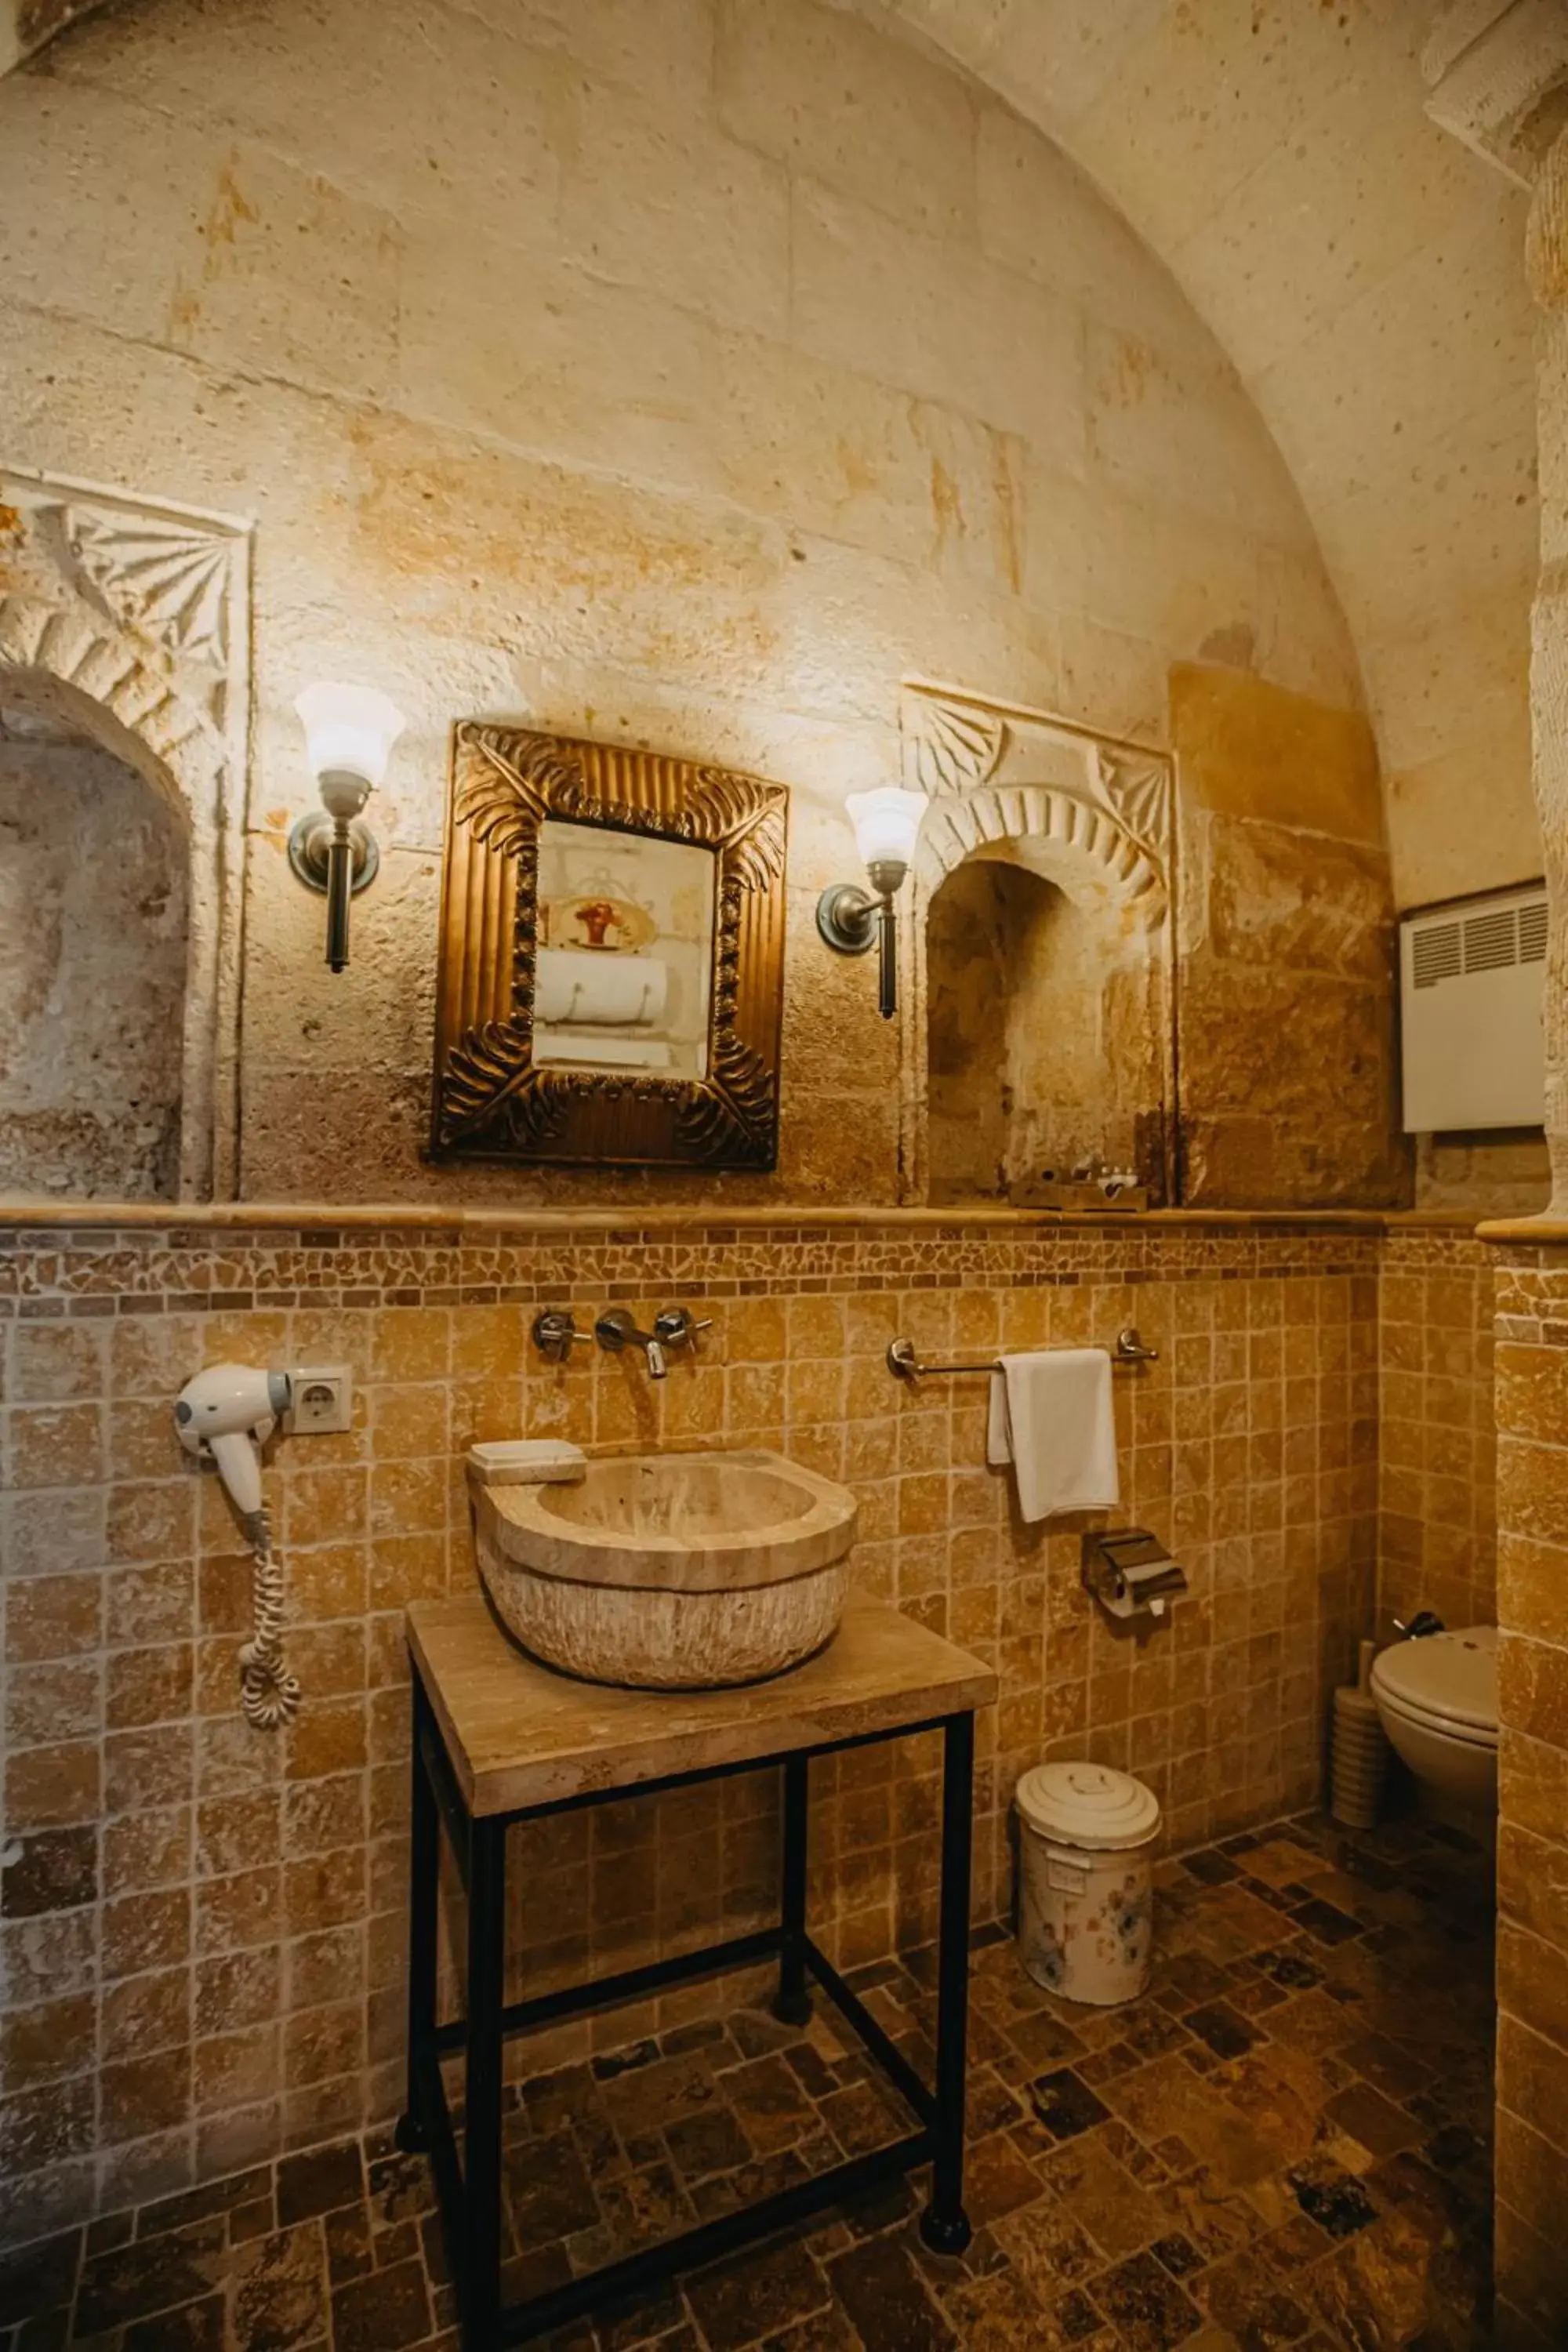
[869,0,1540,909]
[1,0,1543,907]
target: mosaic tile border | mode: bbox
[0,1221,1390,1320]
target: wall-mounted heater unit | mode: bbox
[1399,881,1548,1133]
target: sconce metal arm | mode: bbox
[816,855,908,1022]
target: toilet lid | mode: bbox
[1370,1625,1497,1735]
[1015,1761,1161,1849]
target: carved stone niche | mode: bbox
[429,724,789,1173]
[0,467,252,1199]
[898,679,1177,1208]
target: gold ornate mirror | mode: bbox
[429,724,788,1171]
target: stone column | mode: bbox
[1425,21,1568,2347]
[1423,4,1568,1194]
[1528,133,1568,1205]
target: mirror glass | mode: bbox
[430,723,788,1171]
[534,819,715,1078]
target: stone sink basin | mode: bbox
[469,1448,859,1690]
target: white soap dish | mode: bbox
[466,1439,586,1485]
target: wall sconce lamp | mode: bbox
[815,786,928,1019]
[288,682,406,972]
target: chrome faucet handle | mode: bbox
[594,1307,670,1381]
[532,1308,583,1363]
[653,1308,713,1354]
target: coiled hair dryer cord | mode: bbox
[237,1504,301,1730]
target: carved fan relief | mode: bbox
[1095,750,1171,864]
[429,724,788,1172]
[63,506,232,675]
[905,695,1007,799]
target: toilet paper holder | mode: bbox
[1083,1528,1187,1620]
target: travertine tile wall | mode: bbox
[1492,1242,1568,2347]
[0,1212,1379,2245]
[1377,1226,1497,1637]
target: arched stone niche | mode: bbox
[898,681,1175,1206]
[0,672,189,1196]
[0,468,252,1197]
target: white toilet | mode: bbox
[1369,1625,1497,1817]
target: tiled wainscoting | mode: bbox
[0,1210,1457,2252]
[1377,1229,1496,1637]
[1490,1241,1568,2345]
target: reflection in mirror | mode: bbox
[925,842,1171,1207]
[534,819,715,1077]
[430,723,788,1171]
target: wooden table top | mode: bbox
[405,1595,997,1818]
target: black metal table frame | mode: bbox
[397,1670,978,2350]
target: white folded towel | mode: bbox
[986,1348,1120,1522]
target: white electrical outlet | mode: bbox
[285,1365,353,1434]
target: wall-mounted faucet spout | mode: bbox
[593,1305,713,1379]
[594,1307,668,1378]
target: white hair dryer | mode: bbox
[175,1363,291,1514]
[175,1363,299,1731]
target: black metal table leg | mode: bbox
[920,1709,974,2256]
[462,1816,507,2350]
[773,1755,811,2026]
[396,1680,439,2156]
[405,1632,985,2343]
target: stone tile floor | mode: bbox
[0,1811,1494,2352]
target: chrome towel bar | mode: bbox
[887,1327,1158,1381]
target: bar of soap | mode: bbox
[466,1439,586,1485]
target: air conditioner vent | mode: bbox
[1520,898,1549,963]
[1411,922,1461,989]
[1463,907,1519,974]
[1400,883,1547,1133]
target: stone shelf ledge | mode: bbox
[0,1199,1479,1237]
[1476,1215,1568,1246]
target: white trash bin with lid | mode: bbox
[1016,1761,1161,2005]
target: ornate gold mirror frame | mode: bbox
[429,724,788,1171]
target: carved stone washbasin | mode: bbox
[470,1449,859,1690]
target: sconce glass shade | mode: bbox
[845,786,927,880]
[293,681,406,788]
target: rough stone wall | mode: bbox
[0,706,187,1199]
[6,0,1540,923]
[1171,665,1404,1208]
[0,0,1392,1210]
[882,0,1541,917]
[924,862,1018,1201]
[1413,1131,1551,1219]
[0,1211,1378,2245]
[925,855,1163,1203]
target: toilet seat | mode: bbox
[1370,1626,1497,1748]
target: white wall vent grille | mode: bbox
[1412,924,1461,989]
[1465,906,1524,974]
[1521,898,1549,962]
[1400,883,1547,1132]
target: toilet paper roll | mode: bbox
[535,949,668,1028]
